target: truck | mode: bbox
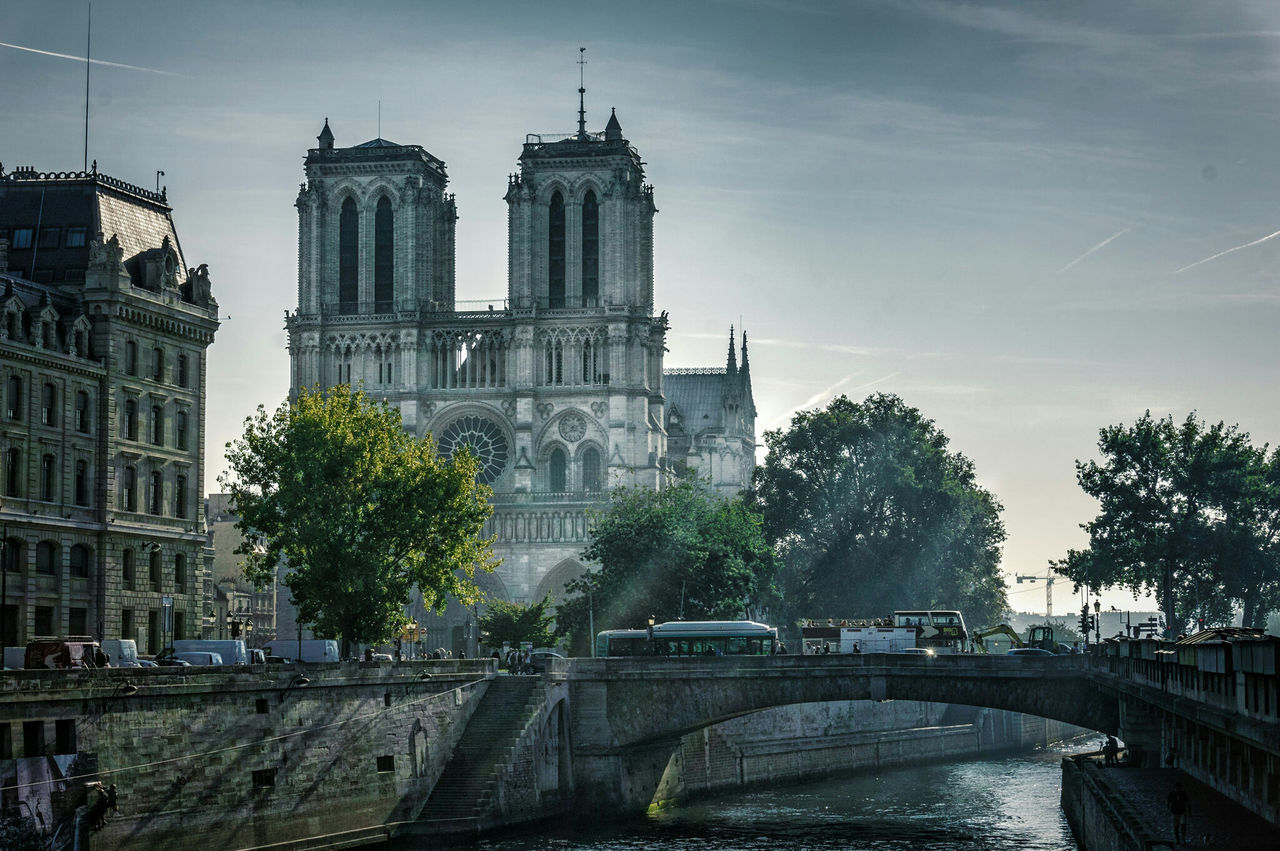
[24,637,102,669]
[158,639,248,665]
[800,621,918,653]
[262,639,339,663]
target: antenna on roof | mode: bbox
[378,99,381,140]
[84,3,91,171]
[577,47,587,139]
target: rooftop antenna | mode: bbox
[378,99,381,140]
[84,3,91,171]
[577,47,587,139]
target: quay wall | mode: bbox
[0,661,495,850]
[655,701,1090,804]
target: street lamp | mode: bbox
[647,615,656,656]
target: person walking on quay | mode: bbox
[1104,735,1120,767]
[1167,781,1190,844]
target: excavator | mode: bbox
[972,624,1068,654]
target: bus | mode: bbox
[892,610,968,653]
[595,620,778,658]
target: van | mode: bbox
[172,651,223,666]
[101,639,141,668]
[262,639,339,663]
[25,638,102,669]
[161,639,248,665]
[4,647,25,670]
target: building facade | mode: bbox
[0,165,219,656]
[286,104,753,612]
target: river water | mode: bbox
[439,740,1089,851]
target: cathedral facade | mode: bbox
[286,104,754,613]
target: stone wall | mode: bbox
[0,661,494,849]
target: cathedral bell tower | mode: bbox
[504,107,656,311]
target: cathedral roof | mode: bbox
[664,369,732,434]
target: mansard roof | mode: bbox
[0,165,185,288]
[664,368,732,433]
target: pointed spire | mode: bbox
[726,325,738,375]
[577,47,588,139]
[604,107,622,141]
[740,329,750,374]
[318,118,334,150]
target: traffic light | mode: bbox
[1079,606,1090,636]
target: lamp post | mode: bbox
[1093,600,1101,646]
[647,614,656,656]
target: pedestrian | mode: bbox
[107,783,118,814]
[853,642,861,654]
[1167,781,1189,844]
[1104,735,1119,767]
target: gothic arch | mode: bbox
[361,178,405,209]
[534,557,589,606]
[535,407,607,451]
[535,177,573,206]
[571,175,608,204]
[476,568,512,604]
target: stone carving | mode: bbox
[423,402,437,417]
[559,412,587,443]
[88,234,124,272]
[535,402,554,419]
[590,401,608,418]
[501,398,517,417]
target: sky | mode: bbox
[4,0,1280,617]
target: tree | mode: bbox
[221,385,497,655]
[555,480,779,655]
[1053,411,1280,635]
[478,596,557,650]
[749,393,1008,628]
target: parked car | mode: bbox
[527,650,565,672]
[1007,647,1056,657]
[370,653,394,662]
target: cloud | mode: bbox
[1175,228,1280,274]
[0,41,181,76]
[768,372,901,428]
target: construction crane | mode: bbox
[1015,573,1055,617]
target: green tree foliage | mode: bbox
[749,393,1008,628]
[478,596,557,650]
[221,385,497,654]
[1053,412,1280,635]
[555,480,779,655]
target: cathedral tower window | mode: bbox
[339,197,358,315]
[582,190,599,306]
[375,196,394,312]
[581,447,602,493]
[548,191,565,308]
[544,340,563,385]
[549,448,567,493]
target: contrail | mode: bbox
[769,372,901,427]
[1057,226,1131,274]
[0,41,179,76]
[1175,228,1280,274]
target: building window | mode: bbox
[75,391,90,432]
[68,607,87,636]
[122,549,135,589]
[582,447,602,492]
[150,405,164,445]
[41,383,57,426]
[175,474,187,518]
[66,227,87,248]
[374,196,394,311]
[6,375,23,419]
[74,460,88,506]
[174,553,186,590]
[40,453,55,501]
[3,537,24,573]
[34,606,53,636]
[548,191,565,308]
[36,541,58,575]
[149,549,161,591]
[376,755,395,773]
[339,197,358,314]
[152,347,164,382]
[38,227,60,249]
[5,448,20,497]
[149,470,163,515]
[124,398,138,441]
[121,608,133,642]
[11,228,33,249]
[124,341,137,376]
[549,448,567,493]
[123,466,136,511]
[177,354,189,388]
[175,410,188,450]
[70,544,90,578]
[173,610,185,642]
[582,189,599,305]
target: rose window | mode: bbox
[558,412,587,443]
[437,415,509,484]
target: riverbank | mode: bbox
[1062,753,1280,849]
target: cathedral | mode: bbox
[286,96,755,625]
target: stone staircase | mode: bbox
[417,675,542,831]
